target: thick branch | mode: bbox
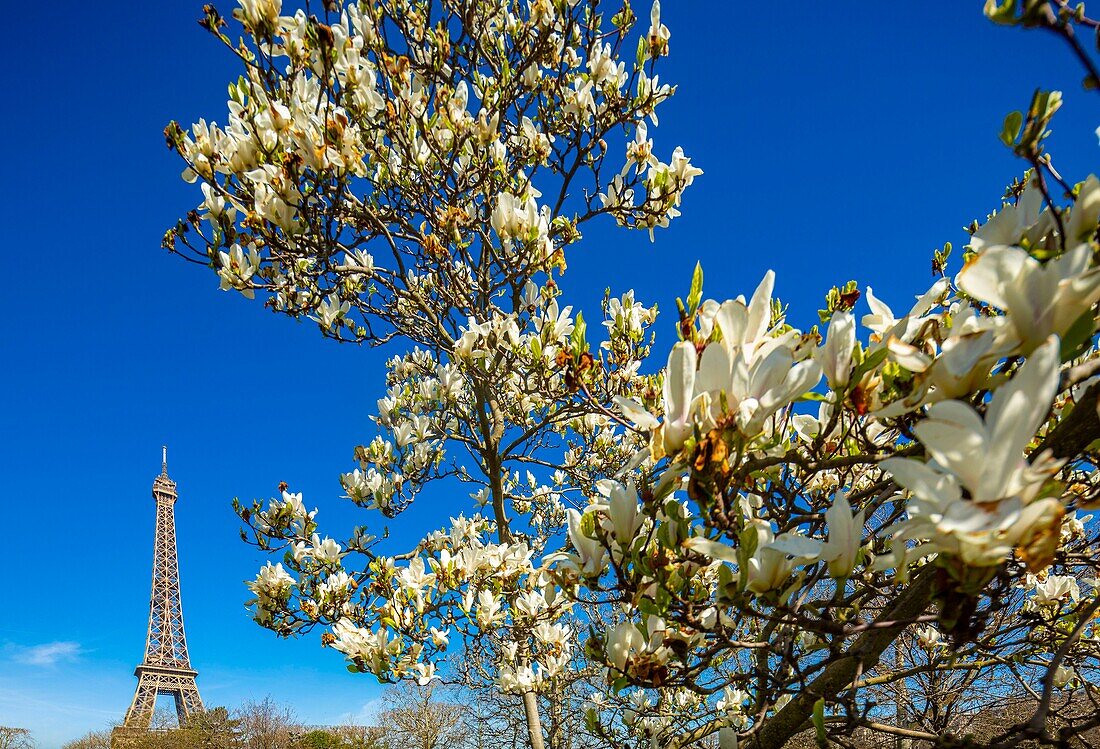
[746,567,938,749]
[1036,382,1100,460]
[743,381,1100,749]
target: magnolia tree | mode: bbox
[167,0,692,746]
[168,0,1100,747]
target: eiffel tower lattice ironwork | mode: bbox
[123,447,204,727]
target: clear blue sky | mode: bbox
[1,3,1097,747]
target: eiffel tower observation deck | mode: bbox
[118,447,204,733]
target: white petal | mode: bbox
[880,457,962,504]
[683,537,740,564]
[957,246,1030,311]
[887,338,932,373]
[822,312,856,389]
[662,342,697,452]
[908,277,951,318]
[745,271,775,343]
[613,395,660,430]
[716,299,748,347]
[767,534,824,559]
[982,336,1060,498]
[865,286,894,326]
[1067,175,1100,246]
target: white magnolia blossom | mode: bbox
[1053,665,1077,689]
[882,336,1064,568]
[959,244,1100,355]
[916,626,942,650]
[819,311,857,391]
[769,492,865,579]
[216,244,260,298]
[246,562,296,623]
[618,272,822,456]
[1029,574,1081,606]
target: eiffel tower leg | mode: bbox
[123,672,160,728]
[178,678,204,722]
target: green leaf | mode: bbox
[686,262,704,314]
[1017,90,1063,152]
[636,36,647,67]
[571,311,588,352]
[1000,110,1023,147]
[780,572,806,605]
[579,506,598,537]
[853,345,890,380]
[675,297,689,340]
[984,0,1019,24]
[813,698,827,744]
[655,586,671,611]
[739,526,759,558]
[717,563,735,591]
[1035,90,1063,123]
[1060,307,1096,361]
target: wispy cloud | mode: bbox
[341,698,382,726]
[0,684,118,720]
[9,641,84,666]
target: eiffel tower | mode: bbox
[121,447,204,727]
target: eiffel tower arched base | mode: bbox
[122,664,204,728]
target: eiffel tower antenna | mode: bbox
[118,447,204,731]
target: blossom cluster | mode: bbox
[545,173,1100,742]
[167,0,699,348]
